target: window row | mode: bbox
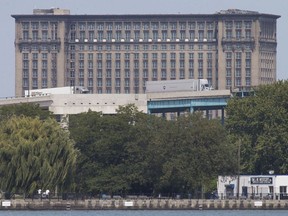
[69,30,216,42]
[70,21,216,31]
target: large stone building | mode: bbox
[12,8,280,97]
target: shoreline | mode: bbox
[1,199,288,210]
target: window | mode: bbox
[226,30,232,39]
[143,22,149,30]
[22,22,29,30]
[32,31,38,40]
[152,69,157,79]
[189,22,195,29]
[245,30,251,39]
[115,53,121,60]
[143,31,149,41]
[246,52,252,59]
[171,31,176,40]
[207,30,213,41]
[23,31,29,40]
[134,22,141,30]
[125,53,130,60]
[87,22,95,30]
[42,60,47,69]
[246,77,251,86]
[207,53,212,59]
[89,61,94,69]
[152,53,158,59]
[116,31,121,41]
[189,60,194,69]
[179,69,185,79]
[245,21,252,29]
[116,61,121,69]
[171,69,176,78]
[180,31,186,40]
[152,45,158,50]
[226,60,232,68]
[189,31,195,40]
[124,22,131,30]
[125,31,131,41]
[236,78,241,86]
[198,22,204,30]
[246,59,251,68]
[161,22,168,30]
[142,53,148,60]
[170,60,176,69]
[235,68,241,77]
[161,60,167,68]
[42,31,48,40]
[236,59,241,68]
[171,53,176,59]
[236,52,242,59]
[189,69,194,78]
[115,22,122,30]
[226,52,232,59]
[152,22,158,30]
[41,53,47,59]
[125,60,130,69]
[134,31,140,40]
[161,69,167,79]
[226,68,232,77]
[225,21,233,29]
[125,79,130,87]
[152,61,157,69]
[162,31,167,40]
[153,31,158,41]
[236,29,242,39]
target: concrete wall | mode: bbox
[1,198,288,210]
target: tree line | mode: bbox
[0,80,287,197]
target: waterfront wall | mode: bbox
[1,199,288,210]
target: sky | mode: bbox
[0,0,287,98]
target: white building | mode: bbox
[217,175,288,200]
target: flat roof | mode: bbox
[11,10,280,20]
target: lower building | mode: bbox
[218,175,288,200]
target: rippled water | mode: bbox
[2,210,288,216]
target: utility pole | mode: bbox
[237,138,241,199]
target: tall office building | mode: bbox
[12,8,280,96]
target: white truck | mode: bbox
[145,79,212,93]
[25,86,89,97]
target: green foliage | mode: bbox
[69,104,234,195]
[0,116,77,194]
[226,81,288,175]
[0,103,52,121]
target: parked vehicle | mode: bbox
[145,79,212,93]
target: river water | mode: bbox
[2,210,288,216]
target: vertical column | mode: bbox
[190,106,194,113]
[221,107,225,125]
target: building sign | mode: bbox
[250,177,273,184]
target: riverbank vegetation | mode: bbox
[0,80,287,197]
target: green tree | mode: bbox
[0,116,77,194]
[0,103,52,121]
[226,81,288,174]
[158,113,235,196]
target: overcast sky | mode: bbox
[0,0,287,97]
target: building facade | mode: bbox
[218,175,288,200]
[12,8,280,97]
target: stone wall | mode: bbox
[1,199,288,210]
